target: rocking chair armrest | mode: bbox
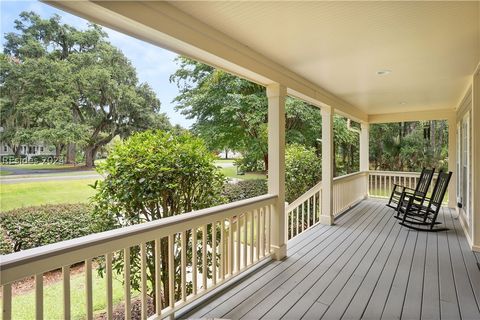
[391,184,406,195]
[401,191,425,203]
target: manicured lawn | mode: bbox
[214,159,238,163]
[0,179,98,211]
[220,166,266,180]
[1,268,136,320]
[0,170,98,180]
[0,170,12,176]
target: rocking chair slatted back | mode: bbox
[416,168,435,196]
[429,171,452,212]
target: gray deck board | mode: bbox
[401,230,427,320]
[228,202,385,319]
[193,201,375,318]
[380,228,417,320]
[448,208,480,309]
[421,231,440,320]
[437,208,462,320]
[474,251,480,264]
[443,207,480,319]
[181,199,480,320]
[342,223,408,320]
[261,204,390,320]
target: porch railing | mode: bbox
[285,181,322,240]
[368,170,447,203]
[333,171,368,216]
[0,194,276,320]
[285,171,368,240]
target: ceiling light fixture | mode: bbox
[376,69,392,75]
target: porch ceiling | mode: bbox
[170,1,479,115]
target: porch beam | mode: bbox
[368,109,455,124]
[45,0,367,123]
[320,106,334,225]
[267,83,287,260]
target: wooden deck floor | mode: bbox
[184,199,480,320]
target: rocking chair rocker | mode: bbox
[398,171,452,232]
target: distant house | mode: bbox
[0,142,56,161]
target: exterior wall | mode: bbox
[472,66,480,251]
[456,88,473,242]
[456,64,480,251]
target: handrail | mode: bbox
[0,194,277,285]
[369,170,421,177]
[333,170,368,182]
[368,170,446,203]
[286,180,322,212]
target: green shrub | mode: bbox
[234,152,265,173]
[0,203,96,254]
[222,179,268,202]
[92,130,225,303]
[224,145,321,204]
[285,143,321,202]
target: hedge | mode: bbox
[222,179,268,203]
[0,203,97,254]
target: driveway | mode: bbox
[0,173,102,184]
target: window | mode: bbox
[459,112,471,226]
[40,146,44,152]
[3,145,7,152]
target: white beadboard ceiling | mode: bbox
[169,1,479,114]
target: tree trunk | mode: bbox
[263,153,268,172]
[85,145,98,168]
[55,144,64,158]
[13,145,21,157]
[225,149,229,159]
[66,143,76,164]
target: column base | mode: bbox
[320,215,334,226]
[271,244,287,260]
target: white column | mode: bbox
[360,122,370,198]
[472,67,480,251]
[320,106,334,225]
[267,83,287,260]
[447,115,457,209]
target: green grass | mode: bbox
[1,268,136,320]
[0,179,98,211]
[0,170,98,180]
[214,159,237,164]
[0,170,12,176]
[220,166,266,180]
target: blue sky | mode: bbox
[0,0,193,128]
